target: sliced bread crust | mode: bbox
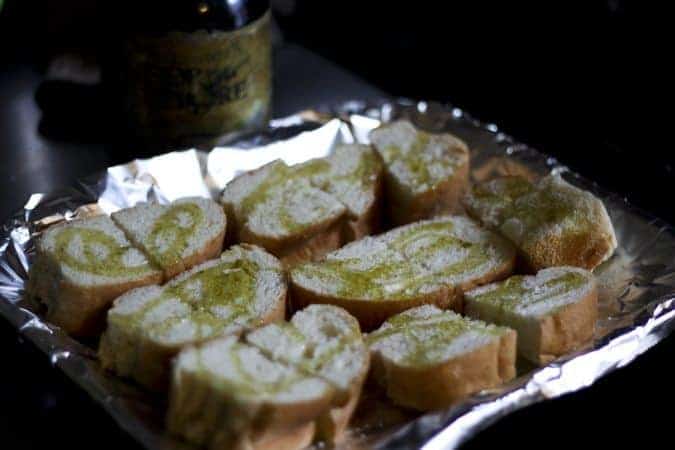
[369,120,470,225]
[294,143,384,241]
[220,160,347,266]
[273,221,343,267]
[463,174,618,271]
[111,197,226,280]
[239,182,346,255]
[26,215,162,336]
[464,266,598,364]
[290,216,516,329]
[366,305,516,411]
[220,145,384,266]
[99,244,286,391]
[245,304,369,444]
[167,335,334,450]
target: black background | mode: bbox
[276,0,672,221]
[0,0,673,448]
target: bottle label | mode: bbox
[124,11,271,144]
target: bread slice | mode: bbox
[220,160,347,265]
[294,143,384,241]
[290,215,516,329]
[464,266,598,365]
[463,174,618,271]
[366,305,516,411]
[369,120,470,225]
[246,304,369,444]
[99,244,286,391]
[167,335,334,450]
[111,197,226,280]
[26,215,162,336]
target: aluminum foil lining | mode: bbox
[2,99,675,450]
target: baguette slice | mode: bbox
[111,197,226,279]
[366,305,516,411]
[294,144,384,241]
[369,120,470,225]
[220,160,346,265]
[463,174,618,271]
[246,304,369,444]
[26,215,162,336]
[99,244,286,391]
[290,216,516,329]
[167,335,334,450]
[465,266,598,365]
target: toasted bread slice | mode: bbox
[369,120,470,225]
[26,215,162,336]
[294,144,384,241]
[111,197,226,280]
[290,216,516,329]
[167,335,334,450]
[465,266,598,364]
[220,160,347,265]
[246,305,369,444]
[99,244,286,391]
[463,174,618,271]
[366,305,516,411]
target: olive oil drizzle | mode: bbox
[379,130,464,190]
[147,202,205,269]
[238,163,290,218]
[295,220,493,300]
[237,164,325,233]
[275,322,358,372]
[194,343,307,397]
[313,150,381,196]
[470,177,592,245]
[115,258,260,342]
[471,271,587,313]
[237,149,380,234]
[53,227,153,277]
[367,313,474,366]
[380,133,432,186]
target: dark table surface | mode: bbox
[1,41,674,449]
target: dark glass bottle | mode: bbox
[112,0,271,149]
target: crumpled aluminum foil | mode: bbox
[2,99,675,450]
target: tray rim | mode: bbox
[1,98,675,450]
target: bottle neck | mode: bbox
[120,0,270,34]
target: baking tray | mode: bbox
[2,99,675,449]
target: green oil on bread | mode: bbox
[471,271,587,314]
[367,311,505,366]
[291,158,331,181]
[53,227,154,277]
[194,343,306,398]
[508,189,588,240]
[379,130,465,190]
[325,148,381,187]
[380,133,431,187]
[237,162,290,218]
[298,255,417,300]
[294,220,492,300]
[471,177,592,245]
[112,257,260,342]
[236,149,379,234]
[236,148,380,239]
[237,163,330,234]
[301,148,381,217]
[261,322,358,374]
[389,220,453,250]
[237,161,327,217]
[147,202,205,269]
